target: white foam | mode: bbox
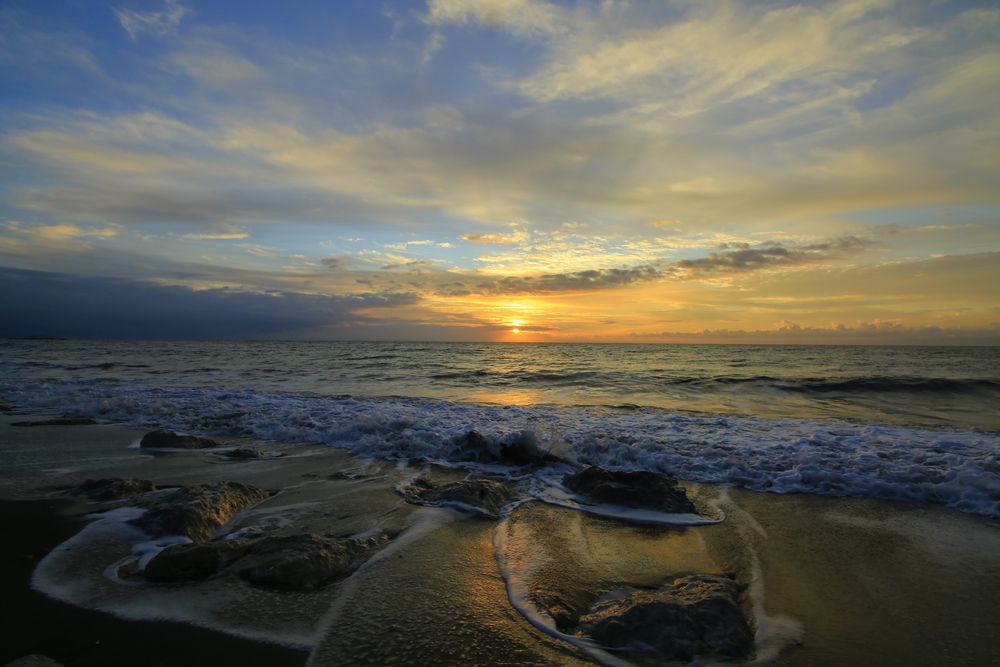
[6,383,999,517]
[492,516,635,667]
[531,483,721,526]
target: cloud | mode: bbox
[181,224,249,240]
[115,0,189,41]
[672,236,868,276]
[0,267,416,340]
[461,229,529,245]
[382,259,434,270]
[630,320,1000,346]
[513,1,923,106]
[474,263,662,294]
[32,224,119,241]
[426,0,565,38]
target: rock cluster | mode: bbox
[139,429,222,449]
[562,466,697,514]
[145,532,387,590]
[574,574,753,661]
[450,430,561,466]
[224,447,268,459]
[129,481,270,541]
[398,477,514,517]
[72,478,156,501]
[11,417,97,427]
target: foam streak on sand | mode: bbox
[3,381,999,518]
[492,517,634,667]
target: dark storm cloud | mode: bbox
[0,268,416,340]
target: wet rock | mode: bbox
[451,429,561,466]
[140,429,222,449]
[130,481,270,541]
[575,574,753,661]
[399,477,513,517]
[238,532,387,590]
[145,539,251,580]
[11,417,97,427]
[72,478,155,501]
[224,447,268,459]
[4,656,63,667]
[144,532,386,588]
[562,466,697,514]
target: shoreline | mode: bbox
[0,497,306,666]
[1,415,998,665]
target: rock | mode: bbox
[0,399,13,413]
[575,575,753,661]
[4,656,63,667]
[562,466,697,514]
[144,532,386,589]
[238,532,386,590]
[224,447,267,459]
[140,429,222,449]
[130,481,270,541]
[11,417,97,427]
[145,539,251,580]
[399,477,513,517]
[72,478,155,501]
[451,429,561,466]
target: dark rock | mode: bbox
[72,478,155,501]
[238,532,386,590]
[575,575,753,661]
[130,481,270,541]
[451,429,561,466]
[399,477,513,517]
[562,466,697,514]
[0,399,13,413]
[145,532,386,589]
[145,539,251,580]
[224,447,267,459]
[4,655,64,667]
[11,417,97,427]
[140,429,222,449]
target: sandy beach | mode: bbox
[2,413,998,666]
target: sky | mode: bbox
[1,0,998,343]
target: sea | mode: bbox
[2,340,998,518]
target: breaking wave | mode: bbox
[2,379,998,519]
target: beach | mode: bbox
[1,413,998,666]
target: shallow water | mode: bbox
[3,340,998,430]
[2,340,999,518]
[4,419,999,666]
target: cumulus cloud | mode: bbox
[115,0,189,41]
[0,267,416,340]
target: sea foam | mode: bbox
[3,380,999,518]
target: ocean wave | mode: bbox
[2,379,998,519]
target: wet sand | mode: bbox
[0,497,307,666]
[1,414,998,666]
